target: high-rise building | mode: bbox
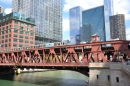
[104,0,114,16]
[0,5,4,13]
[69,6,83,44]
[109,14,126,40]
[12,0,62,44]
[0,12,35,49]
[82,6,110,42]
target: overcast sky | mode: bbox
[0,0,130,40]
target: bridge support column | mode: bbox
[89,63,130,86]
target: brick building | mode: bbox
[0,12,35,49]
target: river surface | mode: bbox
[0,70,88,86]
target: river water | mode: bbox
[0,70,88,86]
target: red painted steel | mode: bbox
[0,40,130,68]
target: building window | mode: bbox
[13,43,17,47]
[108,75,110,81]
[5,44,7,47]
[9,39,11,42]
[6,26,8,29]
[25,32,29,35]
[5,39,8,42]
[6,35,8,38]
[25,40,28,43]
[20,22,24,26]
[116,77,119,82]
[1,44,4,47]
[2,40,4,43]
[19,44,23,47]
[14,30,18,33]
[30,41,33,44]
[20,31,24,34]
[19,39,23,42]
[2,31,4,34]
[6,30,8,33]
[15,21,18,24]
[2,27,4,30]
[97,75,99,79]
[9,43,10,47]
[20,26,23,30]
[25,36,28,39]
[13,38,17,42]
[30,33,34,36]
[14,25,18,28]
[26,28,28,31]
[19,35,23,38]
[2,36,4,39]
[14,34,17,37]
[30,37,33,40]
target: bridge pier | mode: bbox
[89,62,130,86]
[0,67,15,75]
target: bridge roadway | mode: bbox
[0,39,130,76]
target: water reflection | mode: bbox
[0,70,88,86]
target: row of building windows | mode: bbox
[0,21,12,26]
[14,21,34,28]
[0,26,34,31]
[1,34,34,38]
[1,43,33,48]
[0,20,34,28]
[0,30,34,36]
[1,37,34,42]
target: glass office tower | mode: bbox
[12,0,62,44]
[69,6,83,44]
[104,0,114,16]
[82,6,110,42]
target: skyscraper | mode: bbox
[109,14,126,40]
[82,6,110,42]
[12,0,62,44]
[104,0,114,16]
[69,6,83,44]
[0,5,4,13]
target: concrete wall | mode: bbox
[89,62,130,86]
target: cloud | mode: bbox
[113,0,130,20]
[63,18,70,31]
[4,8,12,14]
[64,0,130,20]
[64,0,103,12]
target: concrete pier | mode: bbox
[89,62,130,86]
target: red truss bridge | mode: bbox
[0,35,130,76]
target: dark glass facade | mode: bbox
[81,24,93,42]
[82,6,110,42]
[69,6,83,44]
